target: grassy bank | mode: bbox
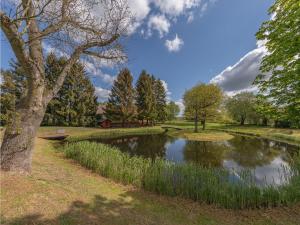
[167,129,234,141]
[64,141,300,209]
[163,121,300,145]
[64,126,164,142]
[212,125,300,145]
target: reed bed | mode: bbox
[64,141,300,209]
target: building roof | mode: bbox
[96,105,106,115]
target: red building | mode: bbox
[99,119,112,128]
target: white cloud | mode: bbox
[126,0,151,34]
[187,12,194,23]
[153,0,201,16]
[161,80,172,101]
[200,2,208,16]
[165,34,184,52]
[128,0,150,21]
[83,60,116,85]
[210,41,268,95]
[95,87,111,102]
[174,99,185,116]
[127,0,215,37]
[147,14,170,38]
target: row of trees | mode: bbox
[1,54,98,127]
[183,83,300,131]
[105,69,179,125]
[225,92,299,128]
[183,87,299,130]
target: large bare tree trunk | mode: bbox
[1,70,47,173]
[0,106,46,173]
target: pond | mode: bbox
[91,133,299,186]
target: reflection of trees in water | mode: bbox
[97,134,296,169]
[183,141,228,167]
[225,136,289,168]
[101,135,169,160]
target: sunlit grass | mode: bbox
[167,129,234,141]
[64,141,300,209]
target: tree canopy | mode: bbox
[1,54,98,127]
[166,101,180,121]
[105,68,136,126]
[225,92,257,125]
[135,70,156,124]
[255,0,300,127]
[184,84,222,132]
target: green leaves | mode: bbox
[255,0,300,127]
[183,84,223,130]
[105,68,136,123]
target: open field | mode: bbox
[1,126,300,224]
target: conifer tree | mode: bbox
[42,55,98,126]
[1,55,98,127]
[105,68,136,126]
[154,79,167,122]
[135,70,155,125]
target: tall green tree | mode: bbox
[1,55,98,127]
[154,79,167,122]
[226,92,257,125]
[166,101,180,121]
[135,70,156,125]
[255,0,300,127]
[0,64,27,126]
[105,68,136,126]
[183,84,222,132]
[43,57,98,127]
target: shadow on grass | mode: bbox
[3,194,142,225]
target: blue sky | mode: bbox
[1,0,273,106]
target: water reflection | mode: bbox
[92,134,299,186]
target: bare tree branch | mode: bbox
[0,11,30,74]
[83,50,126,60]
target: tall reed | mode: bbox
[64,141,300,209]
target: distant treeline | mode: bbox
[1,55,179,127]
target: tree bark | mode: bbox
[0,106,46,173]
[194,112,198,133]
[202,119,206,130]
[262,118,268,126]
[240,116,245,125]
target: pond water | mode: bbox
[91,134,299,186]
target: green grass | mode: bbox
[167,129,234,141]
[66,126,164,142]
[211,124,300,145]
[162,121,300,145]
[64,141,300,209]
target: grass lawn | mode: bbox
[163,121,300,145]
[167,129,234,141]
[1,126,300,224]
